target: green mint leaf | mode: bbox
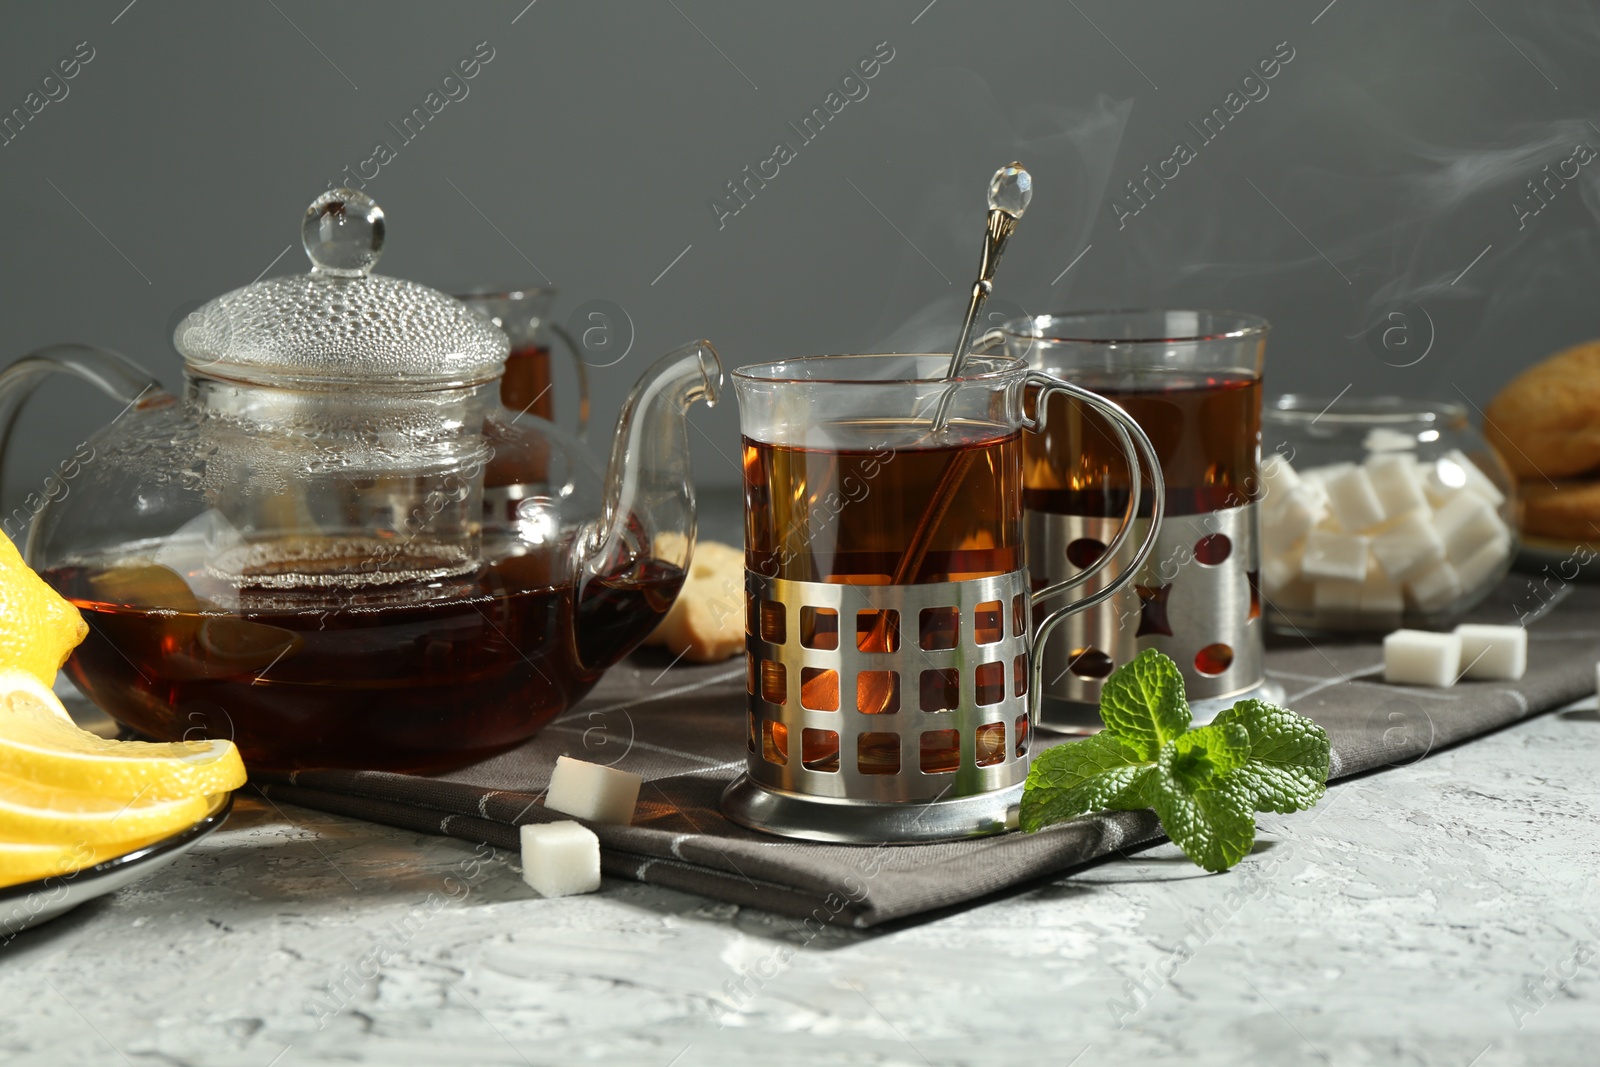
[1018,652,1329,875]
[1096,647,1191,759]
[1211,698,1331,813]
[1152,742,1258,873]
[1019,731,1155,832]
[1151,773,1259,873]
[1165,721,1251,793]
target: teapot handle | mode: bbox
[0,344,165,546]
[1023,371,1166,728]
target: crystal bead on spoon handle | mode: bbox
[931,162,1032,433]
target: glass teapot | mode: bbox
[0,190,721,773]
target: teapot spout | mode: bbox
[576,340,723,630]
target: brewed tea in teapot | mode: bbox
[0,190,721,772]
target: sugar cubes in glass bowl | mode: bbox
[1260,396,1518,634]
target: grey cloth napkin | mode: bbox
[258,577,1600,927]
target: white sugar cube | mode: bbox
[519,821,601,898]
[1433,493,1508,562]
[1421,461,1463,507]
[1266,573,1315,614]
[1294,480,1333,516]
[1313,570,1401,627]
[1261,515,1302,560]
[1366,453,1428,519]
[1360,566,1405,619]
[1323,465,1388,532]
[1455,534,1511,592]
[1259,453,1301,509]
[1315,512,1346,535]
[1370,509,1446,581]
[1454,623,1526,681]
[1301,530,1370,582]
[545,755,642,825]
[1364,427,1419,453]
[1264,482,1328,555]
[1447,449,1506,507]
[1313,577,1364,615]
[1261,548,1302,592]
[1406,559,1463,612]
[1384,629,1462,687]
[1302,462,1354,485]
[1423,450,1507,509]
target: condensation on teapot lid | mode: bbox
[174,190,509,388]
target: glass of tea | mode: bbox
[720,353,1163,843]
[993,310,1283,729]
[457,287,592,502]
[455,286,589,430]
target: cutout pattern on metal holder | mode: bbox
[743,570,1032,804]
[1031,503,1262,710]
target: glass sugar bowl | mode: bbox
[1260,395,1518,634]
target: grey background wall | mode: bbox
[3,0,1599,514]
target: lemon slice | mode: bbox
[0,668,72,724]
[0,839,89,887]
[0,827,181,889]
[0,670,246,801]
[0,770,210,844]
[0,531,88,687]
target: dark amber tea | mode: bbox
[501,342,554,420]
[45,540,680,773]
[484,342,557,490]
[743,420,1023,584]
[1024,374,1261,517]
[743,420,1021,769]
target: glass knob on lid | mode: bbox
[302,189,385,276]
[174,189,508,388]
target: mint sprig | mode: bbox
[1019,649,1330,872]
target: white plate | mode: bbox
[0,793,234,938]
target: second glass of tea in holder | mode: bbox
[994,310,1285,729]
[721,353,1162,843]
[455,286,590,505]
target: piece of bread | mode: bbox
[1484,340,1600,479]
[1519,481,1600,542]
[644,540,745,663]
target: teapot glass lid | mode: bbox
[174,190,508,388]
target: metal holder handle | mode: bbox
[1021,370,1166,727]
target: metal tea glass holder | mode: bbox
[719,353,1163,844]
[992,311,1286,731]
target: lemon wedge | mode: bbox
[0,769,210,844]
[0,532,88,687]
[0,670,246,801]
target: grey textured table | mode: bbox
[2,700,1597,1066]
[3,494,1598,1065]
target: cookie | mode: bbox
[644,540,745,663]
[1484,340,1600,479]
[1520,480,1600,542]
